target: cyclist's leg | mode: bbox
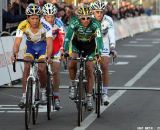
[19,43,34,108]
[68,52,78,99]
[100,56,109,93]
[51,53,61,109]
[101,41,110,105]
[36,41,47,104]
[85,60,94,110]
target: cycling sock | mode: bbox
[87,93,92,97]
[103,87,108,95]
[70,80,76,86]
[41,88,46,93]
[53,92,59,97]
[22,93,26,97]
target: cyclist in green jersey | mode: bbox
[64,5,103,111]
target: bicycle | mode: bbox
[65,52,88,126]
[13,56,45,130]
[93,54,103,118]
[46,62,53,120]
[93,52,116,118]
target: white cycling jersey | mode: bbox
[100,15,116,56]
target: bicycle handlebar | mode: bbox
[12,59,46,72]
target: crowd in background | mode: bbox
[2,0,151,32]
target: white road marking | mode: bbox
[151,41,160,44]
[129,41,138,43]
[118,55,137,58]
[115,61,129,65]
[73,52,160,130]
[123,44,152,47]
[136,38,160,41]
[0,105,57,113]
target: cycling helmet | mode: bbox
[77,5,92,16]
[91,0,106,10]
[25,3,41,16]
[42,3,57,15]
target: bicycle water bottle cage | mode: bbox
[34,52,39,60]
[79,50,85,58]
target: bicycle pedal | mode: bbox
[75,79,79,82]
[83,80,87,82]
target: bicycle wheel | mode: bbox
[95,70,102,118]
[25,78,33,130]
[32,80,40,124]
[77,72,83,126]
[46,73,52,120]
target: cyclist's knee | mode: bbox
[38,65,46,73]
[69,61,77,70]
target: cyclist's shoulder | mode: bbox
[55,17,64,28]
[67,16,80,29]
[91,18,101,28]
[69,16,79,24]
[40,17,52,32]
[102,15,114,23]
[17,20,30,31]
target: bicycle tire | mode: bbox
[77,71,83,126]
[96,70,102,118]
[46,73,52,120]
[32,80,40,124]
[25,78,33,130]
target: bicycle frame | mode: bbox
[26,62,40,107]
[94,59,103,118]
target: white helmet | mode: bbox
[42,3,57,15]
[91,1,106,10]
[26,3,41,16]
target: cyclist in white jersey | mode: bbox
[91,0,117,105]
[11,3,53,108]
[41,3,65,110]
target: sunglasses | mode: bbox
[80,17,91,20]
[95,11,103,14]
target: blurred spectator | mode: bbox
[2,9,26,31]
[9,0,28,15]
[62,5,74,26]
[119,7,126,19]
[145,7,153,16]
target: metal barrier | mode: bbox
[0,31,23,87]
[0,32,12,86]
[0,15,160,87]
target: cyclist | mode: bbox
[11,3,53,108]
[41,3,65,110]
[91,0,117,105]
[64,5,103,111]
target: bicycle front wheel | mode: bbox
[32,80,40,124]
[25,78,33,129]
[95,71,102,118]
[77,74,83,126]
[46,74,52,120]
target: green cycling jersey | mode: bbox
[64,16,103,54]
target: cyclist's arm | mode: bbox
[12,22,25,55]
[95,23,103,55]
[13,37,22,55]
[46,37,53,58]
[64,20,75,52]
[106,16,116,48]
[56,18,65,49]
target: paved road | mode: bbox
[1,29,160,130]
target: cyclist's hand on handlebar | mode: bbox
[110,49,117,58]
[46,57,53,64]
[94,54,102,62]
[11,53,18,62]
[62,51,70,58]
[110,44,117,58]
